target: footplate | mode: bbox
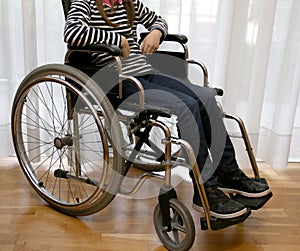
[200,208,251,230]
[231,178,273,210]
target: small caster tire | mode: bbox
[153,198,195,251]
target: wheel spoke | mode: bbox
[12,64,123,216]
[172,222,186,233]
[154,199,195,251]
[172,229,180,244]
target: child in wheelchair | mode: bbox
[64,0,271,224]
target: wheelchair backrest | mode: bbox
[61,0,71,19]
[61,0,188,80]
[145,51,187,80]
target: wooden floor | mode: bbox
[1,157,299,251]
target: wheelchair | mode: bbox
[10,1,272,250]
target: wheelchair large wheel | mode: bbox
[153,198,195,251]
[11,64,124,216]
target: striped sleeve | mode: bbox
[64,0,122,47]
[135,0,168,39]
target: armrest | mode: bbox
[139,32,188,44]
[67,44,121,56]
[164,34,188,44]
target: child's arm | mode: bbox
[136,0,168,39]
[135,0,168,53]
[64,0,122,48]
[140,29,162,54]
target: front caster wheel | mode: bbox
[153,198,195,251]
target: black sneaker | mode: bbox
[217,169,271,198]
[192,185,249,219]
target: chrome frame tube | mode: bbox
[186,59,209,87]
[223,112,260,179]
[148,119,172,187]
[119,74,145,109]
[119,172,165,196]
[170,138,212,230]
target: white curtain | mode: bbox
[0,0,65,156]
[1,0,299,169]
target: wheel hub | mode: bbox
[54,135,73,149]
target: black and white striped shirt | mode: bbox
[64,0,168,76]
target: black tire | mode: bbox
[153,198,195,251]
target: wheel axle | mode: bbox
[54,135,73,149]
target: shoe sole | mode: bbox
[218,187,272,198]
[192,203,248,219]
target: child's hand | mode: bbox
[141,29,162,54]
[120,36,130,57]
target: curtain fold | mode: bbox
[22,0,38,74]
[221,0,277,165]
[257,0,300,168]
[1,0,299,169]
[0,0,26,156]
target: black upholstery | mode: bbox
[140,32,188,45]
[62,0,189,83]
[61,0,71,19]
[61,0,188,60]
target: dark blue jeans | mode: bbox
[117,73,238,186]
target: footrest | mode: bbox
[232,177,273,210]
[200,208,251,231]
[231,192,273,210]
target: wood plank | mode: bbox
[0,157,300,250]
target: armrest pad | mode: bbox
[67,44,121,56]
[164,34,188,44]
[139,32,188,44]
